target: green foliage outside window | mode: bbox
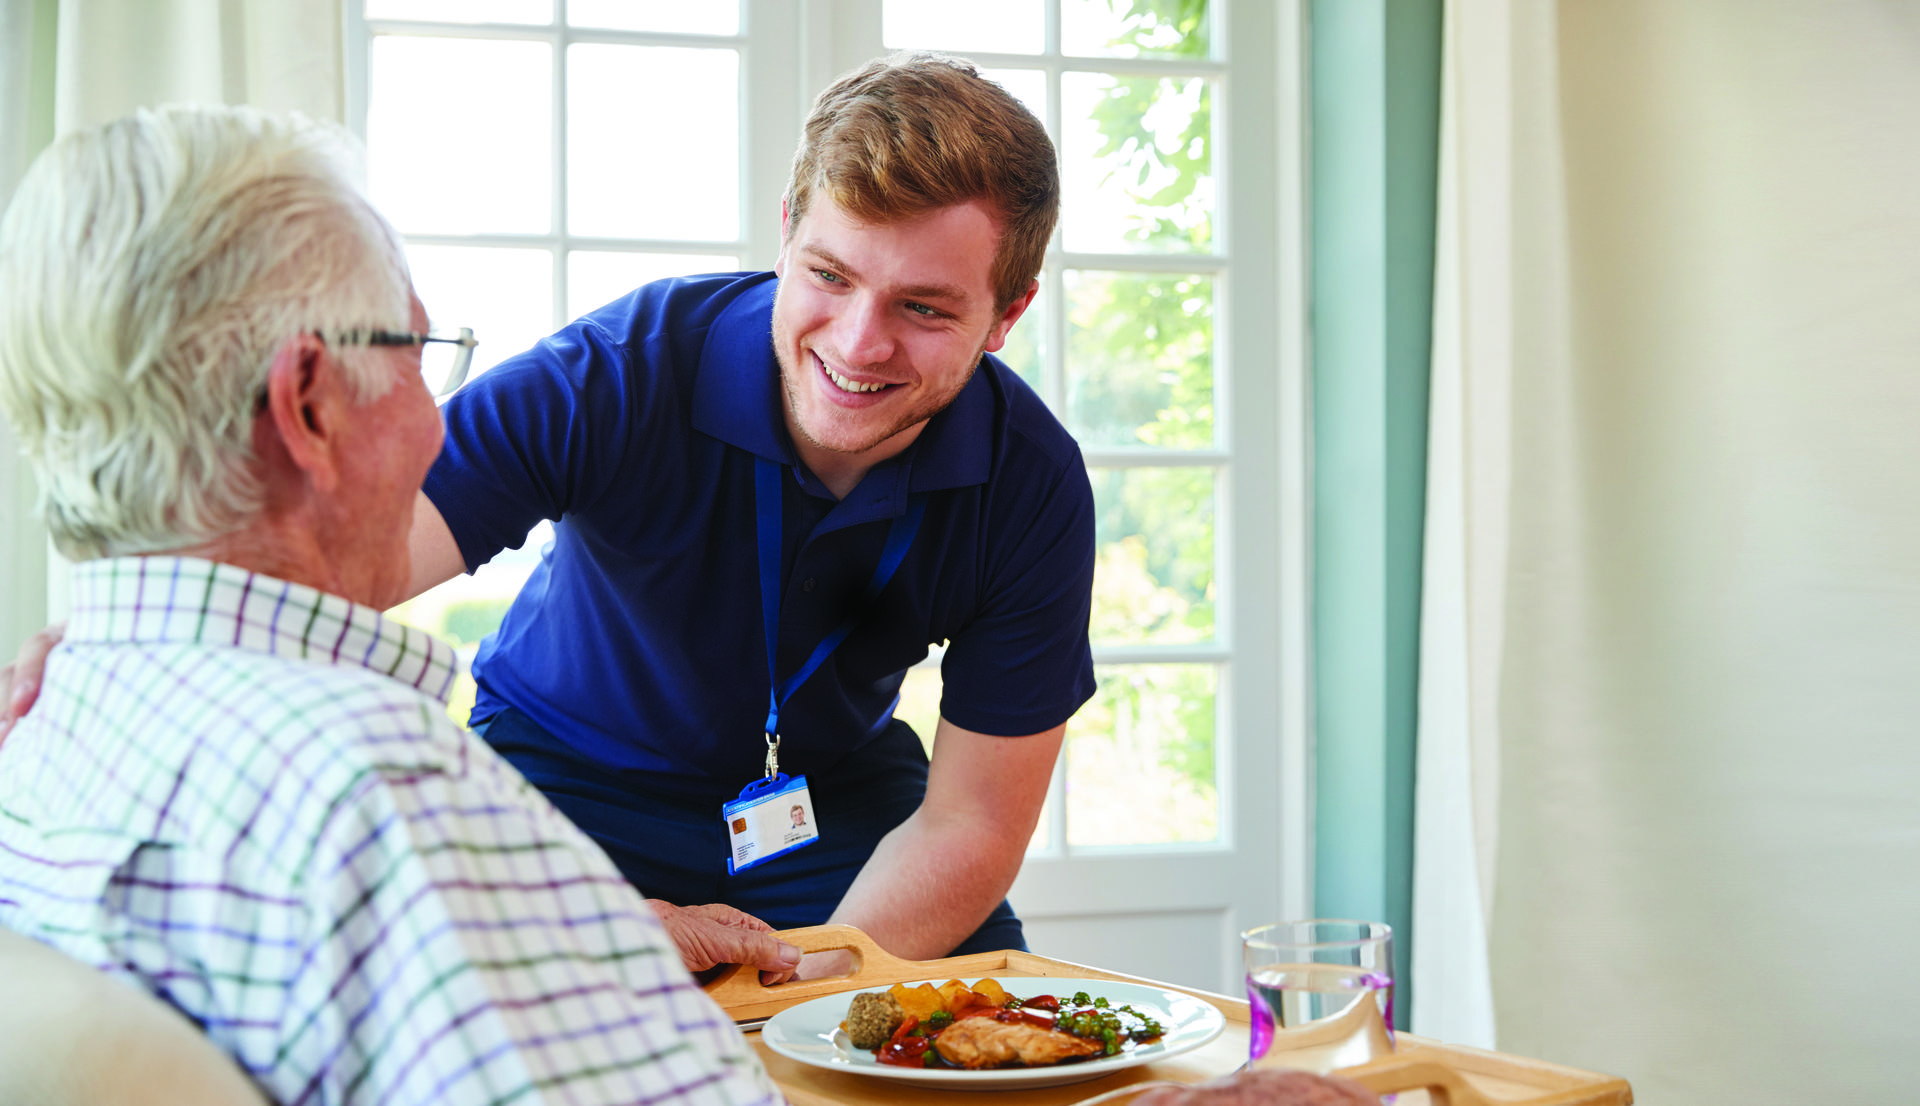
[1074,0,1219,822]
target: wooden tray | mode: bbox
[705,926,1632,1106]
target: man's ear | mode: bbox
[260,333,346,494]
[983,279,1040,354]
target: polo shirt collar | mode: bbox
[690,276,995,503]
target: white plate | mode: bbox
[759,976,1228,1090]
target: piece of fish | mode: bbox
[932,1016,1105,1069]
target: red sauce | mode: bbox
[876,1016,935,1068]
[1023,994,1061,1012]
[992,1007,1057,1029]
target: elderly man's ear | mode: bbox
[259,334,351,495]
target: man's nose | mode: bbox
[834,294,895,367]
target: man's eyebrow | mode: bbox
[800,242,970,303]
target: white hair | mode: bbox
[0,103,413,560]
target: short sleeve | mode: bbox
[423,319,646,574]
[937,457,1099,737]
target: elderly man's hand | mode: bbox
[646,899,803,982]
[0,623,64,746]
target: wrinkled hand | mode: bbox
[0,622,64,747]
[646,900,802,981]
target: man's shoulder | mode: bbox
[0,641,476,905]
[573,270,777,350]
[50,640,473,828]
[972,358,1093,488]
[229,651,481,786]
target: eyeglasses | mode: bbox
[324,327,478,398]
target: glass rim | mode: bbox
[1240,919,1392,951]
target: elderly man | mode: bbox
[0,105,781,1105]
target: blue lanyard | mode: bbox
[755,456,926,740]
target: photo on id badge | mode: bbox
[724,774,819,874]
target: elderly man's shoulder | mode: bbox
[25,631,509,844]
[200,641,517,801]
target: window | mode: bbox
[874,1,1228,853]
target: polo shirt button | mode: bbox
[803,578,816,592]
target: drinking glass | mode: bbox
[1242,920,1395,1074]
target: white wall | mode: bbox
[0,0,50,653]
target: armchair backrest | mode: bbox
[0,926,270,1106]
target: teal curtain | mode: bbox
[1308,0,1442,1028]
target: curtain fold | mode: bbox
[1418,1,1920,1101]
[52,0,343,133]
[0,0,343,631]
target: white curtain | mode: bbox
[1416,1,1920,1102]
[0,0,343,639]
[50,0,342,133]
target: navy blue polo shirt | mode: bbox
[423,272,1097,799]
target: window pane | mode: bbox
[570,0,737,34]
[1061,72,1213,254]
[980,67,1047,127]
[1063,0,1212,60]
[883,0,1043,54]
[1067,664,1218,846]
[1065,270,1214,448]
[993,276,1045,393]
[366,0,550,24]
[568,252,741,321]
[1088,466,1216,645]
[369,36,550,235]
[568,45,738,241]
[404,245,554,382]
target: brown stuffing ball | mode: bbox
[842,991,906,1050]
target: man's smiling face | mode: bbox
[770,195,1034,492]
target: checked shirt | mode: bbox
[0,557,781,1106]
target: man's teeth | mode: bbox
[825,365,887,393]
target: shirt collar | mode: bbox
[689,274,997,500]
[64,557,463,704]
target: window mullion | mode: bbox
[551,5,569,331]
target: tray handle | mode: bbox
[1337,1053,1497,1106]
[702,924,1012,1016]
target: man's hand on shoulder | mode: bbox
[0,622,64,746]
[646,899,803,982]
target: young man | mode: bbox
[404,53,1097,968]
[0,105,780,1105]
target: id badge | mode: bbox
[723,772,819,874]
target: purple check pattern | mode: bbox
[0,557,781,1106]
